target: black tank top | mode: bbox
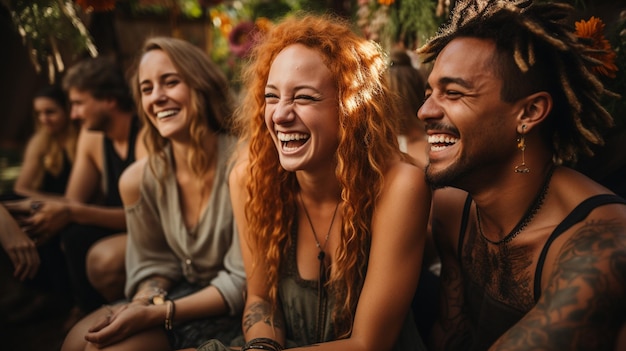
[102,117,139,206]
[457,193,626,350]
[41,150,72,195]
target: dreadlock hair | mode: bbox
[418,0,617,163]
[234,13,401,338]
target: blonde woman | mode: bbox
[14,84,79,197]
[62,37,245,351]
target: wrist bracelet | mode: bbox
[242,345,275,350]
[241,338,283,351]
[132,287,167,305]
[165,300,175,330]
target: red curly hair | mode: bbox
[234,14,406,338]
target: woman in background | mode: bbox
[14,84,79,197]
[386,49,428,167]
[0,84,79,326]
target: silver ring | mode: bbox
[30,201,42,212]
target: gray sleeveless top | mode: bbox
[278,224,427,350]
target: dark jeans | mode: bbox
[60,223,117,313]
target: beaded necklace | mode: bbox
[476,166,555,245]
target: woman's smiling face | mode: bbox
[138,49,193,141]
[34,96,69,135]
[264,44,340,172]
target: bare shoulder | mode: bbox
[24,132,47,156]
[382,158,428,195]
[496,199,626,350]
[76,129,104,164]
[76,128,104,149]
[431,186,470,245]
[549,166,626,260]
[119,158,148,206]
[557,192,626,276]
[228,144,250,190]
[373,159,431,234]
[552,166,617,203]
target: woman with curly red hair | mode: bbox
[201,14,431,351]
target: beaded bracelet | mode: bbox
[241,337,284,351]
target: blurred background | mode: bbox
[0,1,625,350]
[1,0,625,197]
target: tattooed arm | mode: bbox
[242,299,286,342]
[491,211,626,351]
[430,188,473,351]
[229,156,287,345]
[131,276,172,303]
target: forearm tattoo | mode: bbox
[492,220,626,350]
[243,301,283,333]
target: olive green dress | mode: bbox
[198,224,427,350]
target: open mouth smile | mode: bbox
[277,131,310,152]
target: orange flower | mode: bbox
[255,17,273,34]
[378,0,395,5]
[75,0,116,12]
[575,16,618,78]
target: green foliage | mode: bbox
[10,0,97,83]
[386,0,441,49]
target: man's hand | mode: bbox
[22,200,71,240]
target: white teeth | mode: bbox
[156,110,179,119]
[431,145,449,152]
[277,131,309,142]
[428,134,459,145]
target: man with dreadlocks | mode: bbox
[417,0,626,350]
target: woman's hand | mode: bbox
[0,215,40,281]
[21,200,71,240]
[84,301,161,347]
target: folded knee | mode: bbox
[87,248,123,279]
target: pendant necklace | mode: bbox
[299,192,340,341]
[299,193,340,265]
[476,166,555,245]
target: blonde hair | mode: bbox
[235,13,404,338]
[130,37,234,179]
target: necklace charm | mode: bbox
[299,193,340,265]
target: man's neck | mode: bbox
[105,110,133,142]
[470,160,555,238]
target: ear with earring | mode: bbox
[515,124,530,173]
